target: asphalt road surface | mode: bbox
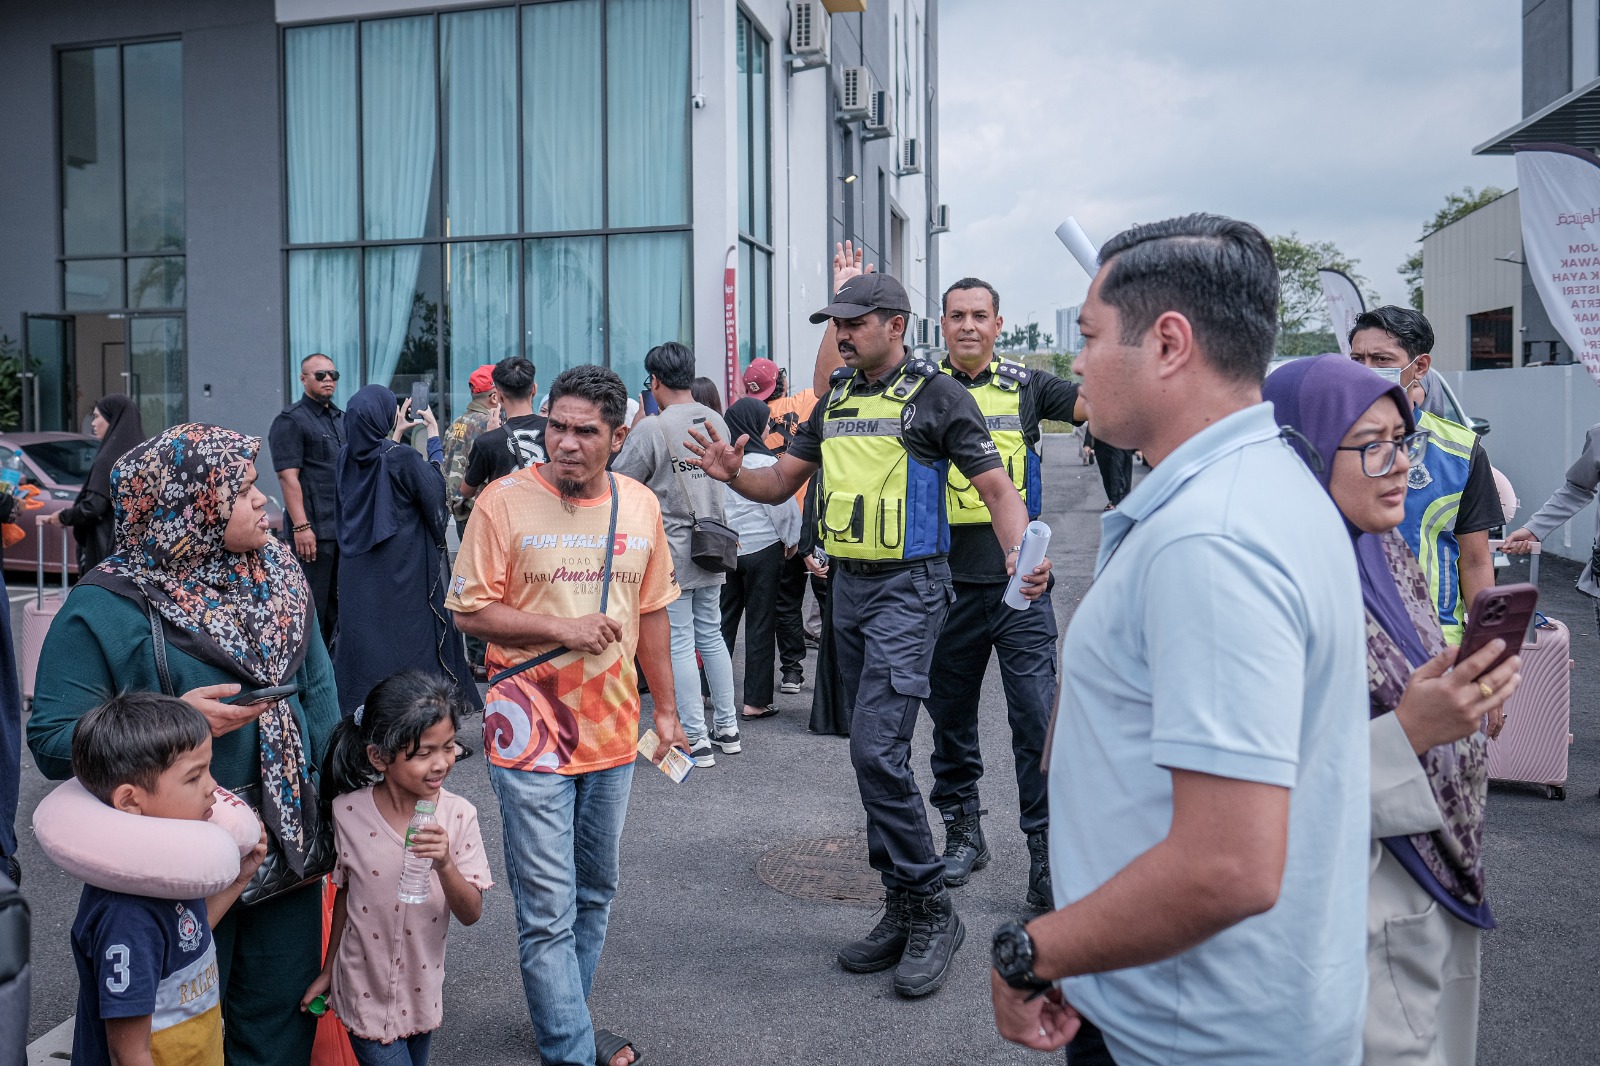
[13,433,1599,1063]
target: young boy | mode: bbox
[68,693,266,1066]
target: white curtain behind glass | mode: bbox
[362,17,436,388]
[524,0,602,232]
[607,0,690,228]
[443,8,516,236]
[608,232,691,391]
[285,25,356,243]
[288,250,360,405]
[448,241,519,415]
[526,237,603,383]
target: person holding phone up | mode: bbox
[1265,354,1520,1066]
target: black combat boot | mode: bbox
[940,811,990,887]
[1026,830,1053,910]
[837,887,910,973]
[892,888,965,997]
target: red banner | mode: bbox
[723,245,738,404]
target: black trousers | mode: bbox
[925,580,1057,834]
[297,538,339,649]
[833,559,953,894]
[1092,440,1133,506]
[721,540,785,707]
[1066,1019,1118,1064]
[775,550,809,673]
[213,881,322,1066]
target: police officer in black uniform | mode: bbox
[685,271,1051,998]
[268,352,345,646]
[927,278,1085,910]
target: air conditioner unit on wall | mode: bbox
[898,137,922,175]
[789,1,829,68]
[862,90,893,139]
[930,204,950,233]
[914,317,938,348]
[839,66,872,118]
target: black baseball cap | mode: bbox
[808,273,914,324]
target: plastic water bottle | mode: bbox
[397,800,437,904]
[0,449,24,497]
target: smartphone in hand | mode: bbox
[225,684,299,707]
[409,380,430,422]
[1459,583,1538,676]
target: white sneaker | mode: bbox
[689,739,715,767]
[712,729,742,754]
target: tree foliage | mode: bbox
[1398,186,1507,311]
[1270,233,1379,355]
[999,323,1053,352]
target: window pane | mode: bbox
[737,240,752,364]
[608,231,691,390]
[443,8,517,237]
[123,41,183,253]
[63,259,124,311]
[367,244,443,399]
[736,13,750,237]
[750,30,769,242]
[128,257,185,309]
[606,0,689,227]
[523,0,601,232]
[448,240,519,417]
[127,315,186,432]
[288,249,360,405]
[752,246,771,363]
[525,237,603,382]
[286,24,358,243]
[363,17,438,240]
[60,48,123,255]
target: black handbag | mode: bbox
[145,598,335,906]
[660,423,739,574]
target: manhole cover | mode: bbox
[756,835,882,904]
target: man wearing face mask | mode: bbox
[1348,306,1504,642]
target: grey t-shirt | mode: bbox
[612,402,731,589]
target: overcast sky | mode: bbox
[937,0,1523,337]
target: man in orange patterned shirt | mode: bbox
[447,365,684,1066]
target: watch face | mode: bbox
[992,923,1032,974]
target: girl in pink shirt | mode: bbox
[301,671,491,1066]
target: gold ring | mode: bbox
[1478,681,1494,699]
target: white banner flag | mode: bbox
[1516,143,1600,384]
[1317,269,1365,356]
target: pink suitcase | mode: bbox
[20,528,71,704]
[1486,541,1573,800]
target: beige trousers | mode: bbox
[1364,844,1482,1065]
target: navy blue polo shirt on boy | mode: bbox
[71,886,223,1066]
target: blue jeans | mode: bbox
[489,761,634,1066]
[347,1030,433,1066]
[667,583,736,741]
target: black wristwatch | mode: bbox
[991,920,1051,994]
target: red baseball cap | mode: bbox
[467,365,496,394]
[743,358,780,400]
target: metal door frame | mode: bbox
[20,313,75,432]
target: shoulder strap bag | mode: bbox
[145,598,336,906]
[657,421,739,574]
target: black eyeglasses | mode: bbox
[642,374,653,390]
[1335,430,1429,477]
[311,370,340,382]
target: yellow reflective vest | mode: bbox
[942,358,1041,525]
[817,360,949,561]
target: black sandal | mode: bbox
[740,705,779,719]
[595,1029,642,1066]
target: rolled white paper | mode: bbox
[1003,521,1052,611]
[1054,218,1100,278]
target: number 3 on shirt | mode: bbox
[105,944,131,993]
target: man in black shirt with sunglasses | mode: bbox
[269,352,346,646]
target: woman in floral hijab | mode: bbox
[28,423,341,1066]
[1264,355,1521,1065]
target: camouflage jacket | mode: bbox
[443,396,495,522]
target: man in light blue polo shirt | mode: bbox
[989,214,1368,1066]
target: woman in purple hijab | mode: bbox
[1264,354,1520,1065]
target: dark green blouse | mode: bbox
[27,584,341,789]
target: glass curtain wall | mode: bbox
[284,0,692,422]
[736,11,772,368]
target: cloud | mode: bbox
[938,0,1520,332]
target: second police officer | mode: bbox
[685,269,1050,998]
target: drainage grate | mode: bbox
[756,835,882,904]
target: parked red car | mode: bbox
[0,431,284,578]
